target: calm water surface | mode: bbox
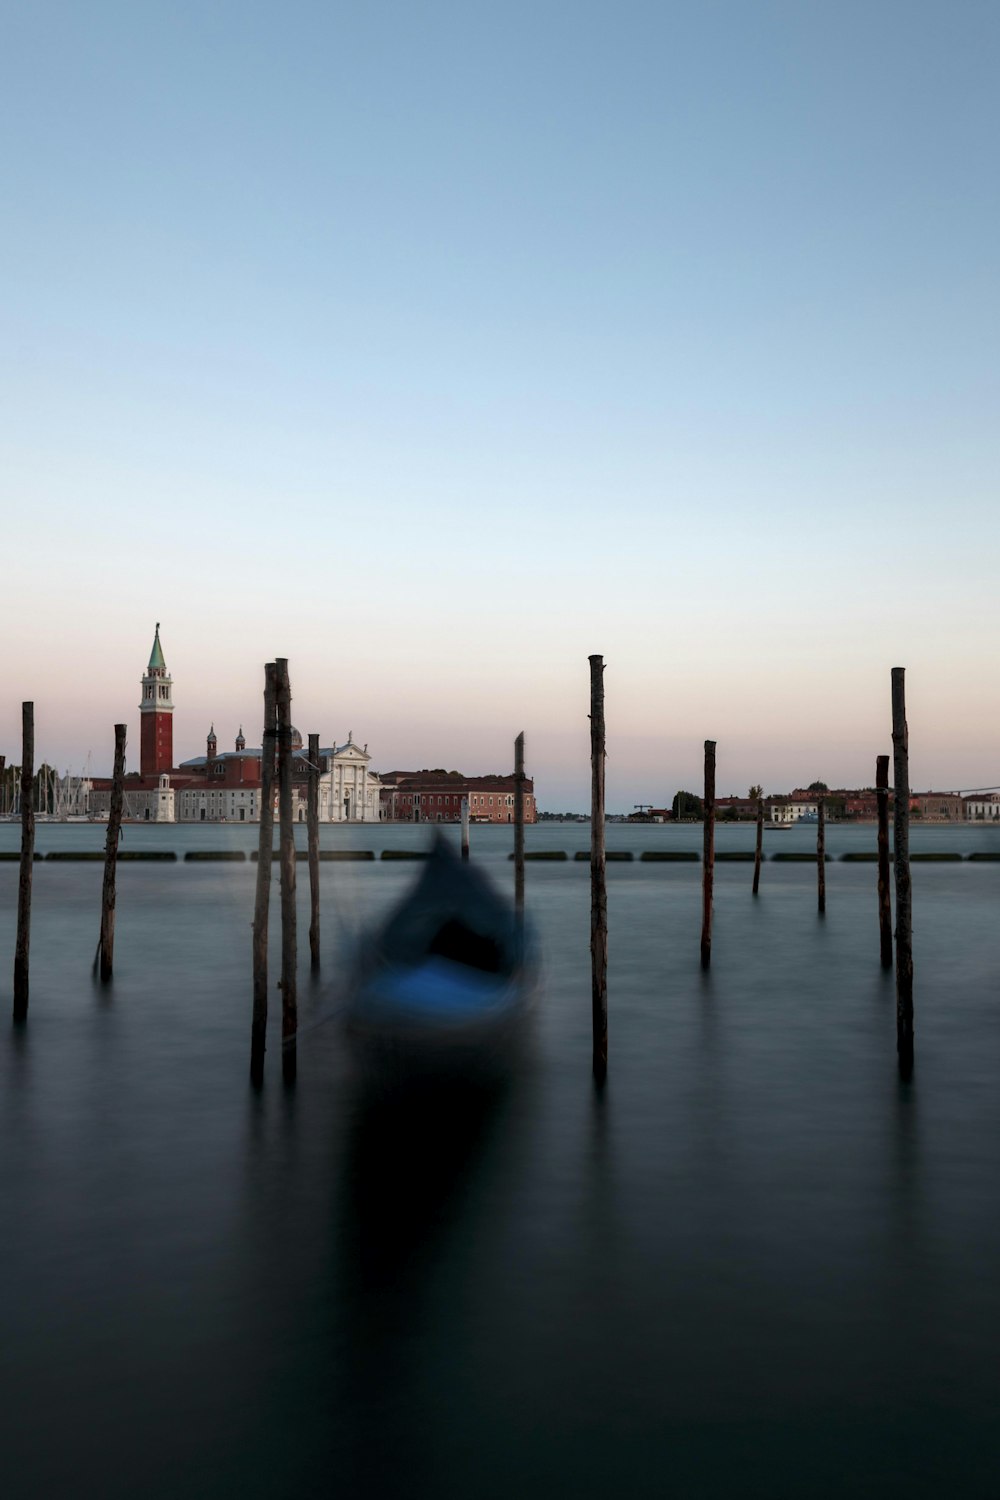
[2,823,1000,1497]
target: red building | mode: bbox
[90,627,269,821]
[140,623,174,775]
[380,770,537,824]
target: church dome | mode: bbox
[289,726,303,751]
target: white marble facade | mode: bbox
[315,735,380,822]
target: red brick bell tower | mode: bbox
[139,623,174,776]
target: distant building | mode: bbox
[307,735,380,822]
[380,770,537,824]
[713,796,757,819]
[911,792,965,822]
[767,798,820,824]
[964,793,1000,821]
[90,627,376,822]
[140,623,174,775]
[844,792,883,819]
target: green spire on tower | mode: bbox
[148,622,166,671]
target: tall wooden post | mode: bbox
[514,731,525,917]
[700,740,716,969]
[817,797,826,915]
[876,754,892,969]
[752,787,764,896]
[0,757,6,819]
[892,668,913,1077]
[461,797,470,860]
[276,659,297,1083]
[589,656,607,1082]
[307,732,321,971]
[13,704,34,1021]
[250,663,277,1085]
[97,724,127,981]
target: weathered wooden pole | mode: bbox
[307,732,321,971]
[817,797,826,915]
[589,655,607,1082]
[700,740,716,969]
[514,731,525,917]
[752,786,764,896]
[0,757,6,819]
[892,668,914,1076]
[97,724,127,982]
[250,663,278,1085]
[460,797,470,860]
[876,753,892,969]
[13,705,34,1021]
[276,658,297,1083]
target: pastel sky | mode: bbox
[2,1,998,809]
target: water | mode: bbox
[2,823,1000,1496]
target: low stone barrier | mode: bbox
[6,847,991,868]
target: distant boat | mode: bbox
[345,835,537,1069]
[796,813,819,825]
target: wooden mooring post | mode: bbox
[589,655,607,1082]
[514,731,525,917]
[276,659,297,1083]
[461,797,470,860]
[892,668,914,1077]
[13,704,34,1021]
[700,740,716,969]
[97,724,127,981]
[817,797,826,915]
[752,784,763,896]
[308,732,321,971]
[250,663,278,1085]
[876,754,892,969]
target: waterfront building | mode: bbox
[767,798,820,824]
[380,770,537,824]
[307,734,380,822]
[713,796,757,819]
[962,792,1000,821]
[910,792,965,822]
[175,731,269,822]
[89,627,377,822]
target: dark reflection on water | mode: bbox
[340,1072,511,1291]
[3,858,1000,1497]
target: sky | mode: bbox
[2,1,998,809]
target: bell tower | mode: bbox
[139,623,174,776]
